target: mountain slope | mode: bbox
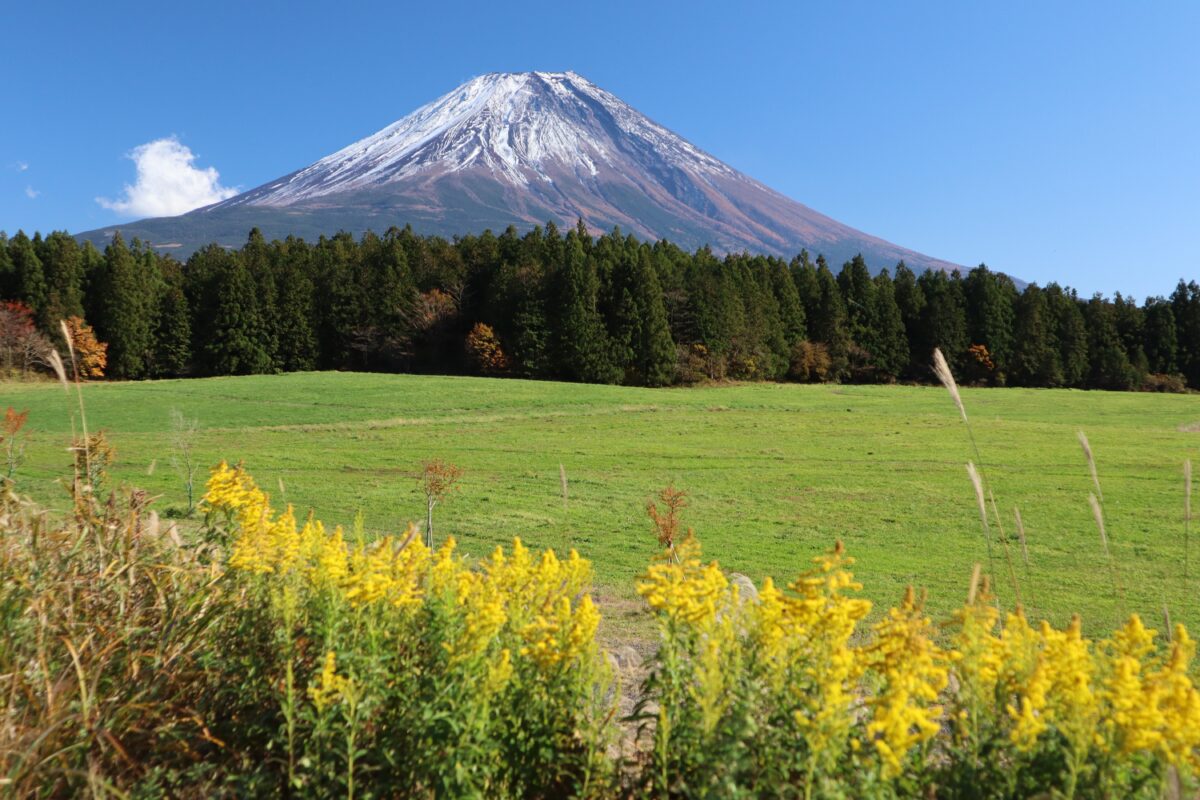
[77,71,962,273]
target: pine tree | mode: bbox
[1111,293,1148,380]
[1083,295,1136,390]
[38,231,85,331]
[628,249,675,385]
[92,233,158,379]
[152,260,191,377]
[1142,297,1178,375]
[963,265,1017,380]
[837,254,877,354]
[1171,281,1200,387]
[914,269,968,374]
[8,232,47,324]
[891,261,926,376]
[810,261,851,379]
[205,258,273,375]
[273,238,318,372]
[552,233,620,383]
[791,250,821,339]
[1010,284,1062,386]
[770,259,806,347]
[871,270,909,381]
[1045,284,1090,387]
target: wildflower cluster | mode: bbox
[637,537,1200,798]
[203,462,614,797]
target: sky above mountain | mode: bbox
[2,1,1198,298]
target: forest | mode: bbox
[0,221,1196,391]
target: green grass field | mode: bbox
[4,372,1198,638]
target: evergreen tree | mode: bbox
[870,270,909,381]
[837,254,877,355]
[810,261,851,379]
[38,231,85,330]
[204,258,273,375]
[791,250,820,338]
[1045,284,1090,387]
[1142,297,1178,375]
[152,260,192,377]
[623,249,675,385]
[8,232,47,323]
[769,259,806,346]
[891,261,926,376]
[1009,284,1062,386]
[273,239,318,372]
[92,234,158,379]
[914,269,968,373]
[1083,295,1136,390]
[1171,280,1200,387]
[963,265,1017,380]
[552,233,620,383]
[1111,293,1148,380]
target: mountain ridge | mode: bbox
[77,71,965,274]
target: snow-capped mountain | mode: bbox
[79,71,962,273]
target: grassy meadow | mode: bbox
[3,372,1198,638]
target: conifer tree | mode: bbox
[1142,297,1178,375]
[1045,284,1090,387]
[914,269,968,373]
[871,270,909,381]
[552,233,620,383]
[204,258,272,375]
[810,261,851,379]
[1010,284,1062,386]
[38,231,85,330]
[1171,280,1200,387]
[152,261,192,377]
[0,233,11,299]
[1083,295,1136,390]
[891,261,926,376]
[770,259,806,347]
[8,232,47,323]
[837,254,877,355]
[272,239,318,372]
[92,233,157,379]
[963,265,1017,379]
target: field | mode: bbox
[3,372,1198,637]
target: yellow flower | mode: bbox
[308,650,352,713]
[864,586,949,778]
[636,536,730,625]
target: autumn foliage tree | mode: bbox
[62,316,107,379]
[465,322,510,374]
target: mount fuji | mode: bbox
[79,71,962,273]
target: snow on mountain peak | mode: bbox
[224,71,733,208]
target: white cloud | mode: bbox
[14,161,28,172]
[96,136,237,217]
[24,186,39,199]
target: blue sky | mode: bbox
[2,1,1197,298]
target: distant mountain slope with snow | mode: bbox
[78,71,963,273]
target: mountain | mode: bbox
[77,71,963,273]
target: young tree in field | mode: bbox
[2,407,29,480]
[169,409,200,515]
[419,459,462,548]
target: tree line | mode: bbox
[1,222,1197,391]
